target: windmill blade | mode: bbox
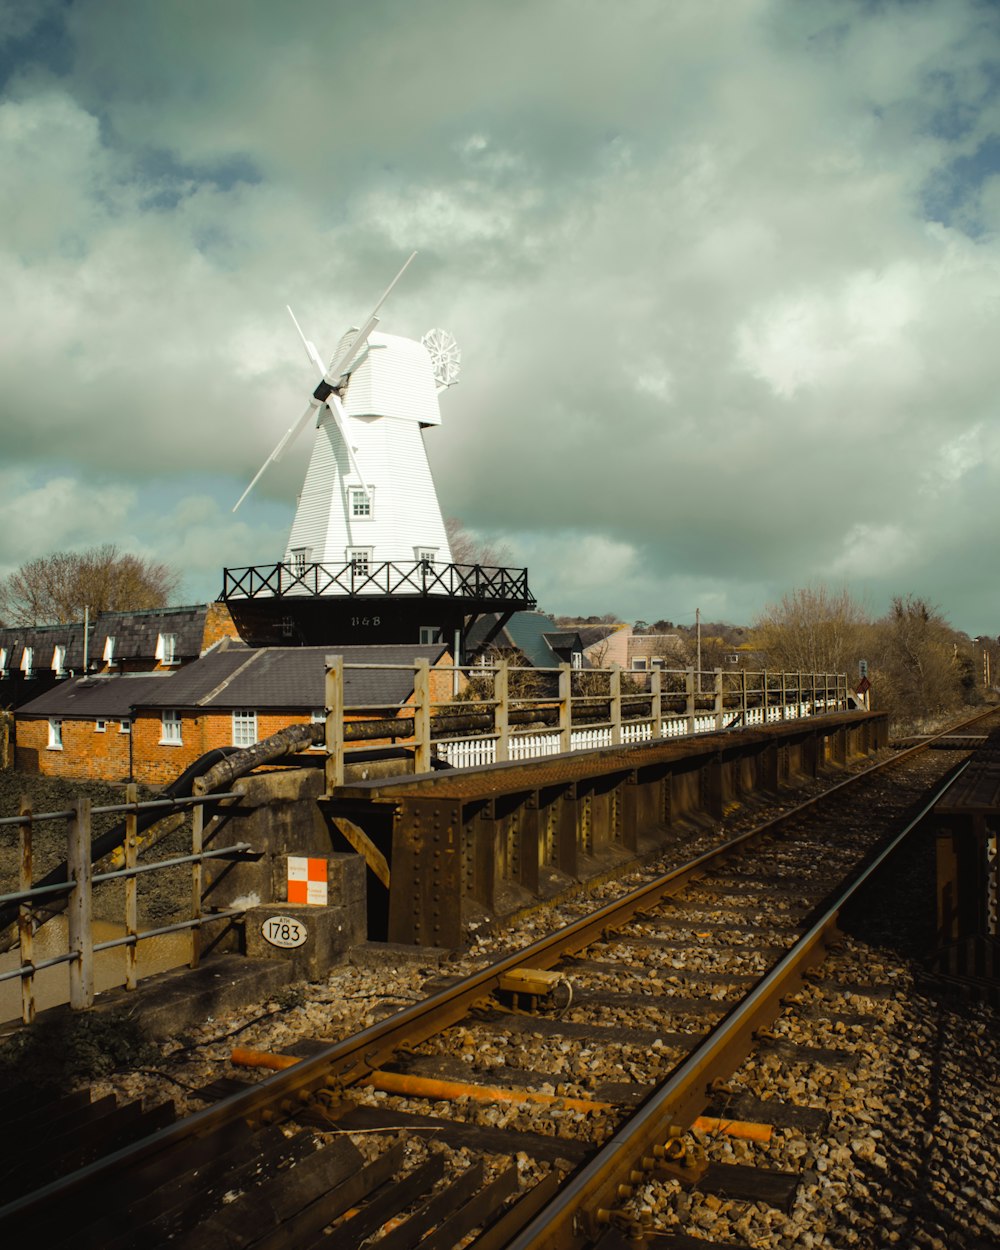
[325,250,417,382]
[287,305,326,375]
[327,392,370,496]
[233,400,318,512]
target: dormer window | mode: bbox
[52,645,67,677]
[349,487,372,518]
[155,633,178,665]
[20,647,33,678]
[103,635,115,664]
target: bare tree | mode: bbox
[870,596,968,727]
[445,517,513,568]
[0,544,181,625]
[751,586,869,674]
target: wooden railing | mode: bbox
[321,659,852,786]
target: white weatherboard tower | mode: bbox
[234,253,461,579]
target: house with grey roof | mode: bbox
[464,612,587,671]
[15,639,452,784]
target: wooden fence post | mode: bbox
[190,791,203,970]
[124,783,138,988]
[559,663,572,752]
[610,665,622,745]
[413,658,431,773]
[650,669,662,739]
[325,655,345,790]
[494,659,509,762]
[67,796,94,1010]
[18,797,34,1024]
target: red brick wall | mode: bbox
[17,716,134,782]
[16,710,322,784]
[202,602,241,651]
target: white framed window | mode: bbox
[232,709,257,748]
[155,633,178,665]
[20,647,33,678]
[415,547,437,567]
[347,547,372,577]
[349,487,372,518]
[47,718,63,750]
[0,646,7,675]
[160,710,182,745]
[571,651,583,670]
[419,626,442,645]
[52,644,67,676]
[632,657,649,670]
[95,719,107,733]
[651,657,665,669]
[309,708,326,750]
[290,547,312,575]
[119,719,131,735]
[103,635,116,663]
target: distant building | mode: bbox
[628,633,689,671]
[464,611,587,670]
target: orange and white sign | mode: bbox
[287,856,328,906]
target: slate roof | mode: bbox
[16,674,175,719]
[92,604,212,662]
[0,622,91,674]
[465,612,585,669]
[17,643,450,717]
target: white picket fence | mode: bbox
[437,700,839,770]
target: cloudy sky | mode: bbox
[2,1,999,633]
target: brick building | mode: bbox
[16,640,452,784]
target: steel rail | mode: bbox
[505,758,973,1248]
[0,707,990,1234]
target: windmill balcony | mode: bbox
[222,559,533,604]
[220,559,536,648]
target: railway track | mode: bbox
[2,712,998,1248]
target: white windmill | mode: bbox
[234,253,461,581]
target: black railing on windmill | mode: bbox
[221,559,535,604]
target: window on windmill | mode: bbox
[290,548,312,575]
[48,718,63,750]
[160,710,182,745]
[349,488,372,518]
[52,644,67,676]
[20,647,33,678]
[415,547,437,569]
[347,548,372,577]
[232,709,258,748]
[155,633,178,665]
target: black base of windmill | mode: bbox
[220,560,535,654]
